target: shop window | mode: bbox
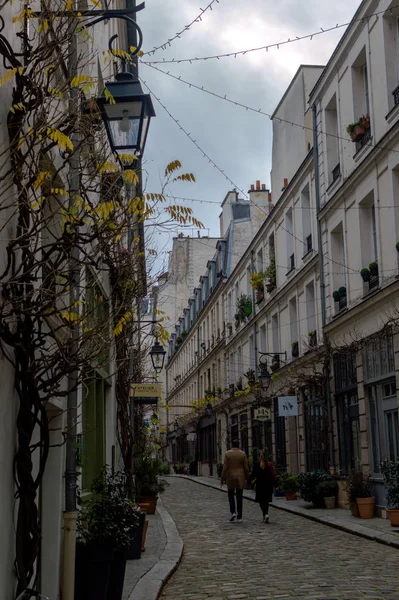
[240,412,249,456]
[334,353,360,473]
[230,414,239,444]
[304,388,329,471]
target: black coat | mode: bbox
[250,461,276,504]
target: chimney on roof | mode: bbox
[250,184,255,191]
[256,180,261,190]
[261,184,266,190]
[282,178,289,191]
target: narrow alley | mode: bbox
[160,478,399,600]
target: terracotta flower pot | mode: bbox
[356,496,375,519]
[285,490,297,501]
[387,509,399,527]
[138,496,158,515]
[324,496,336,509]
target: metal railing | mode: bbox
[289,253,295,271]
[356,127,371,151]
[306,234,312,253]
[393,85,399,108]
[369,272,379,291]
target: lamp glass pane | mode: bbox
[108,117,140,150]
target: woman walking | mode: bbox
[250,452,277,523]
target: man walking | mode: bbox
[220,439,249,522]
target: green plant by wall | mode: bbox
[380,459,399,508]
[297,470,333,506]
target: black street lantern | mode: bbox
[97,72,155,166]
[149,338,166,373]
[259,359,271,392]
[205,402,213,418]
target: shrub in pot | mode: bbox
[297,470,333,507]
[356,477,375,519]
[380,459,399,527]
[343,467,367,517]
[135,451,168,514]
[279,473,299,501]
[369,262,378,276]
[76,468,141,600]
[360,268,370,282]
[317,480,338,509]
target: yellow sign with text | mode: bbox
[130,383,162,398]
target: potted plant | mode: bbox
[380,459,399,527]
[317,480,338,509]
[369,262,378,276]
[176,335,182,345]
[332,290,341,302]
[264,253,276,292]
[343,467,366,517]
[291,341,299,358]
[76,468,141,600]
[297,470,333,507]
[347,118,366,142]
[135,452,168,515]
[237,293,253,320]
[338,286,346,298]
[356,477,375,519]
[308,330,317,347]
[360,268,371,282]
[279,473,299,501]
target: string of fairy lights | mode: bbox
[142,62,399,157]
[143,0,220,56]
[141,4,399,64]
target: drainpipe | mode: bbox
[312,103,335,471]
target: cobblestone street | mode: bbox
[160,478,399,600]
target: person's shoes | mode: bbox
[229,513,237,522]
[264,514,270,524]
[236,518,242,522]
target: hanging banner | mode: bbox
[278,396,298,417]
[254,406,271,421]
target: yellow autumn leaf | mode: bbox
[46,128,74,152]
[0,69,18,88]
[124,170,139,186]
[113,311,133,336]
[71,74,95,88]
[104,87,116,105]
[33,171,51,190]
[61,311,80,321]
[98,161,119,174]
[118,153,138,164]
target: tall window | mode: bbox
[257,248,263,273]
[325,94,340,185]
[383,13,399,108]
[272,314,279,354]
[82,374,107,492]
[301,184,312,254]
[231,414,239,443]
[285,208,294,272]
[306,282,316,336]
[240,412,249,456]
[334,353,360,473]
[274,397,287,469]
[364,333,398,472]
[259,324,267,354]
[304,386,329,471]
[359,193,378,274]
[289,297,298,347]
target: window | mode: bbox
[240,412,249,456]
[364,333,398,473]
[304,388,329,471]
[272,314,279,354]
[259,324,267,354]
[325,94,340,185]
[352,48,371,150]
[228,292,232,323]
[359,193,379,289]
[231,414,239,444]
[274,397,287,469]
[301,185,312,254]
[289,297,298,348]
[249,335,255,371]
[237,346,242,381]
[334,353,360,473]
[306,282,316,335]
[199,425,216,462]
[229,353,235,385]
[330,223,347,310]
[247,265,252,296]
[257,248,263,273]
[285,208,294,272]
[383,12,399,109]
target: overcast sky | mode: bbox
[138,0,361,273]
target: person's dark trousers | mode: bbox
[260,501,269,517]
[228,488,243,518]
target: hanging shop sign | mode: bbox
[130,383,162,405]
[278,396,298,417]
[254,406,271,421]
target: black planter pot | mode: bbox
[189,460,198,476]
[361,271,370,282]
[75,542,113,600]
[125,513,145,560]
[292,345,299,358]
[107,550,127,600]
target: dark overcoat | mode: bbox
[250,461,277,504]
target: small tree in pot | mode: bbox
[356,477,375,519]
[317,480,338,509]
[279,473,299,501]
[135,451,168,514]
[76,468,141,600]
[343,467,366,517]
[297,470,333,507]
[380,459,399,527]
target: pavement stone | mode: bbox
[160,477,399,600]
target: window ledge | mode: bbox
[332,306,348,319]
[385,102,399,125]
[286,267,296,278]
[302,249,315,263]
[326,175,342,196]
[353,136,373,163]
[362,285,380,300]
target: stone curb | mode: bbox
[128,496,184,600]
[172,475,399,551]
